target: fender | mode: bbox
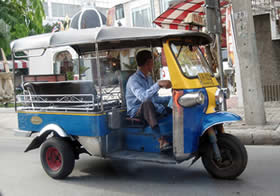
[200,112,242,136]
[24,124,68,152]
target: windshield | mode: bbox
[170,41,212,78]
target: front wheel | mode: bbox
[40,137,75,179]
[201,133,248,179]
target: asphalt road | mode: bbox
[1,126,280,196]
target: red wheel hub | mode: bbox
[46,147,62,171]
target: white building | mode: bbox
[42,0,122,25]
[108,0,176,27]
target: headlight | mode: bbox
[215,89,224,105]
[178,91,205,107]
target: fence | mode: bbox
[262,83,280,101]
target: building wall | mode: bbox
[254,14,280,85]
[43,0,111,25]
[120,0,174,28]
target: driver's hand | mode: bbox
[158,80,172,89]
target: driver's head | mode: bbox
[136,50,152,67]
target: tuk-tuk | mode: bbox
[11,26,247,180]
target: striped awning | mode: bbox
[0,60,28,71]
[153,0,230,30]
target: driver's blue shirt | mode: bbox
[126,70,170,118]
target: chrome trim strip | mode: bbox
[173,92,186,161]
[39,124,67,137]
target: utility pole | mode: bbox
[205,0,227,111]
[231,0,266,125]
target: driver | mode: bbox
[126,50,172,152]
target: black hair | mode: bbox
[136,50,152,67]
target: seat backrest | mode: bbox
[23,74,66,82]
[23,80,97,96]
[119,71,135,106]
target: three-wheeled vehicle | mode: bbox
[11,26,247,180]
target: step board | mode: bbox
[106,150,177,164]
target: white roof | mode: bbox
[11,26,212,55]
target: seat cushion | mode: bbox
[124,117,146,128]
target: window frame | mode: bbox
[169,41,213,79]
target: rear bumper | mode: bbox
[14,129,32,137]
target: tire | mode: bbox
[40,137,75,179]
[201,133,248,179]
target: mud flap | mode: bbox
[24,132,49,152]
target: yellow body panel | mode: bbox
[205,87,218,114]
[163,40,219,89]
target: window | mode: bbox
[132,6,152,27]
[43,2,48,17]
[160,0,174,13]
[170,41,212,78]
[115,4,124,20]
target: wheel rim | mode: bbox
[46,147,62,171]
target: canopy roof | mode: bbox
[153,0,230,30]
[11,26,212,55]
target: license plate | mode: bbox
[198,73,214,87]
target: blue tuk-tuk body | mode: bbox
[11,27,247,180]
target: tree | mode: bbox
[0,20,10,53]
[44,19,70,33]
[0,0,45,56]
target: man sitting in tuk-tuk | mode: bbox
[126,50,172,151]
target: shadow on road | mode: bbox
[59,157,248,195]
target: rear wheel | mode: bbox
[40,137,75,179]
[201,133,247,179]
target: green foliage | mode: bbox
[43,23,53,33]
[66,71,74,80]
[0,20,10,53]
[80,65,90,75]
[0,0,45,55]
[153,57,161,81]
[123,55,161,81]
[123,58,137,70]
[44,19,70,33]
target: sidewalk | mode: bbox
[225,96,280,145]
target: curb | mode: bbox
[226,128,280,145]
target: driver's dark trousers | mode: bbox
[135,101,161,139]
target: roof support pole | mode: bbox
[11,51,16,111]
[12,54,16,111]
[95,43,103,111]
[78,55,81,80]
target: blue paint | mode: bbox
[123,114,172,153]
[125,134,160,152]
[18,94,241,156]
[201,112,242,134]
[18,112,109,137]
[181,88,242,154]
[182,89,208,154]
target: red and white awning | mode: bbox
[153,0,230,30]
[0,60,28,71]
